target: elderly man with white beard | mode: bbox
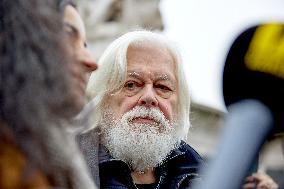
[82,30,205,189]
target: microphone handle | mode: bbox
[193,99,273,189]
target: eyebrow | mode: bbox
[127,71,141,79]
[156,74,176,90]
[156,74,171,81]
[127,71,175,83]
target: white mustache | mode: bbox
[124,106,169,127]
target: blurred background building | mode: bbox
[77,0,284,186]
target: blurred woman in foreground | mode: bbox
[0,0,97,188]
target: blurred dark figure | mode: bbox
[193,23,284,189]
[0,0,97,188]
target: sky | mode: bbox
[160,0,284,112]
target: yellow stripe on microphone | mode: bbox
[245,23,284,79]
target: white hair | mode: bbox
[86,30,191,141]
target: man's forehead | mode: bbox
[126,41,177,82]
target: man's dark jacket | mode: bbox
[99,141,204,189]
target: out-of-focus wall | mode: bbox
[77,0,163,60]
[189,105,284,187]
[188,103,225,158]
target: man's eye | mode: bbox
[123,81,142,96]
[124,81,138,90]
[155,84,173,99]
[156,84,171,91]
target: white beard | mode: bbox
[101,106,179,171]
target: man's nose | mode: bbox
[138,86,158,107]
[77,49,98,72]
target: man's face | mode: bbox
[101,43,179,171]
[63,5,97,113]
[108,42,178,125]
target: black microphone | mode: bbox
[193,23,284,189]
[223,23,284,135]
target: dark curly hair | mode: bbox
[0,0,94,187]
[0,0,77,123]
